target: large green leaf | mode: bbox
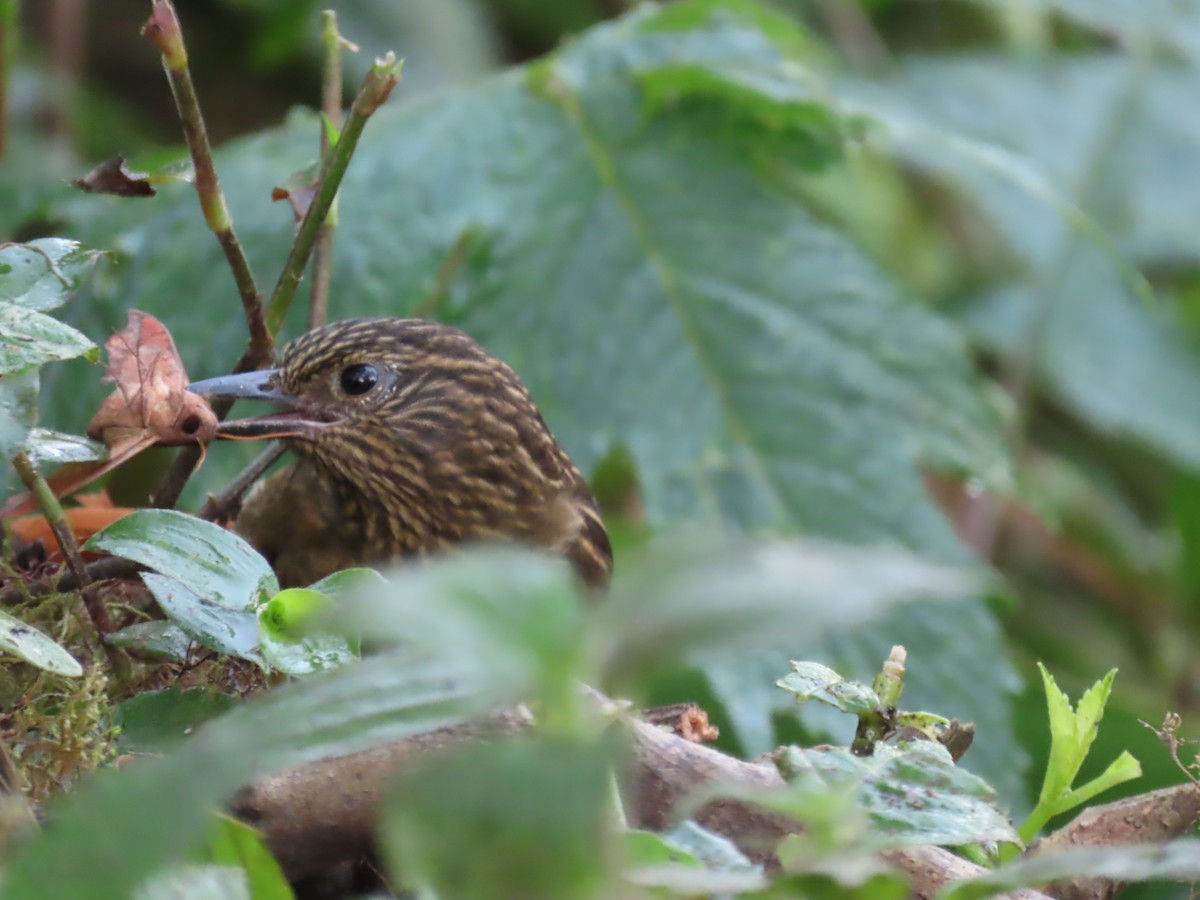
[55,2,1006,557]
[777,741,1020,848]
[380,736,614,899]
[845,56,1200,472]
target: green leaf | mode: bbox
[85,509,279,612]
[624,829,703,869]
[257,606,357,677]
[0,240,100,375]
[777,661,880,716]
[1049,750,1141,815]
[0,369,38,467]
[0,239,102,311]
[1039,665,1116,804]
[23,427,107,467]
[938,838,1200,900]
[107,620,194,663]
[847,55,1200,472]
[256,573,376,678]
[114,689,239,754]
[775,742,1020,848]
[341,548,586,721]
[199,814,292,900]
[596,538,983,697]
[379,735,615,900]
[0,607,83,676]
[706,599,1028,815]
[656,820,758,873]
[259,588,331,638]
[2,650,496,900]
[141,573,265,666]
[0,304,97,376]
[135,865,250,900]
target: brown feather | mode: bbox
[235,318,612,588]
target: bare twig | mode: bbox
[263,52,402,335]
[1030,784,1200,900]
[0,0,19,158]
[0,557,145,609]
[11,453,101,628]
[308,10,346,331]
[229,695,1055,899]
[141,0,270,364]
[46,0,87,153]
[197,443,287,522]
[9,453,129,678]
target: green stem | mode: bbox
[264,53,402,335]
[10,452,130,680]
[308,9,345,330]
[142,0,270,363]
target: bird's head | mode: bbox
[188,318,600,566]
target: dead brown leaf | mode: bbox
[70,156,156,198]
[2,313,217,520]
[87,310,218,447]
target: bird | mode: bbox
[188,318,612,589]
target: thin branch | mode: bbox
[0,0,19,159]
[47,0,86,154]
[9,452,129,678]
[197,443,287,522]
[813,0,889,75]
[141,0,271,364]
[230,693,1055,899]
[264,52,402,335]
[11,453,100,627]
[308,10,346,331]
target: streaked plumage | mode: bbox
[194,318,612,588]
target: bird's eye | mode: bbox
[340,363,379,396]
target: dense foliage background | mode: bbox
[4,0,1200,896]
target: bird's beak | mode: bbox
[188,369,317,440]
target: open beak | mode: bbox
[188,370,320,440]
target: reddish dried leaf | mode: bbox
[87,310,218,447]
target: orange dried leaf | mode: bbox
[11,505,137,558]
[87,310,218,447]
